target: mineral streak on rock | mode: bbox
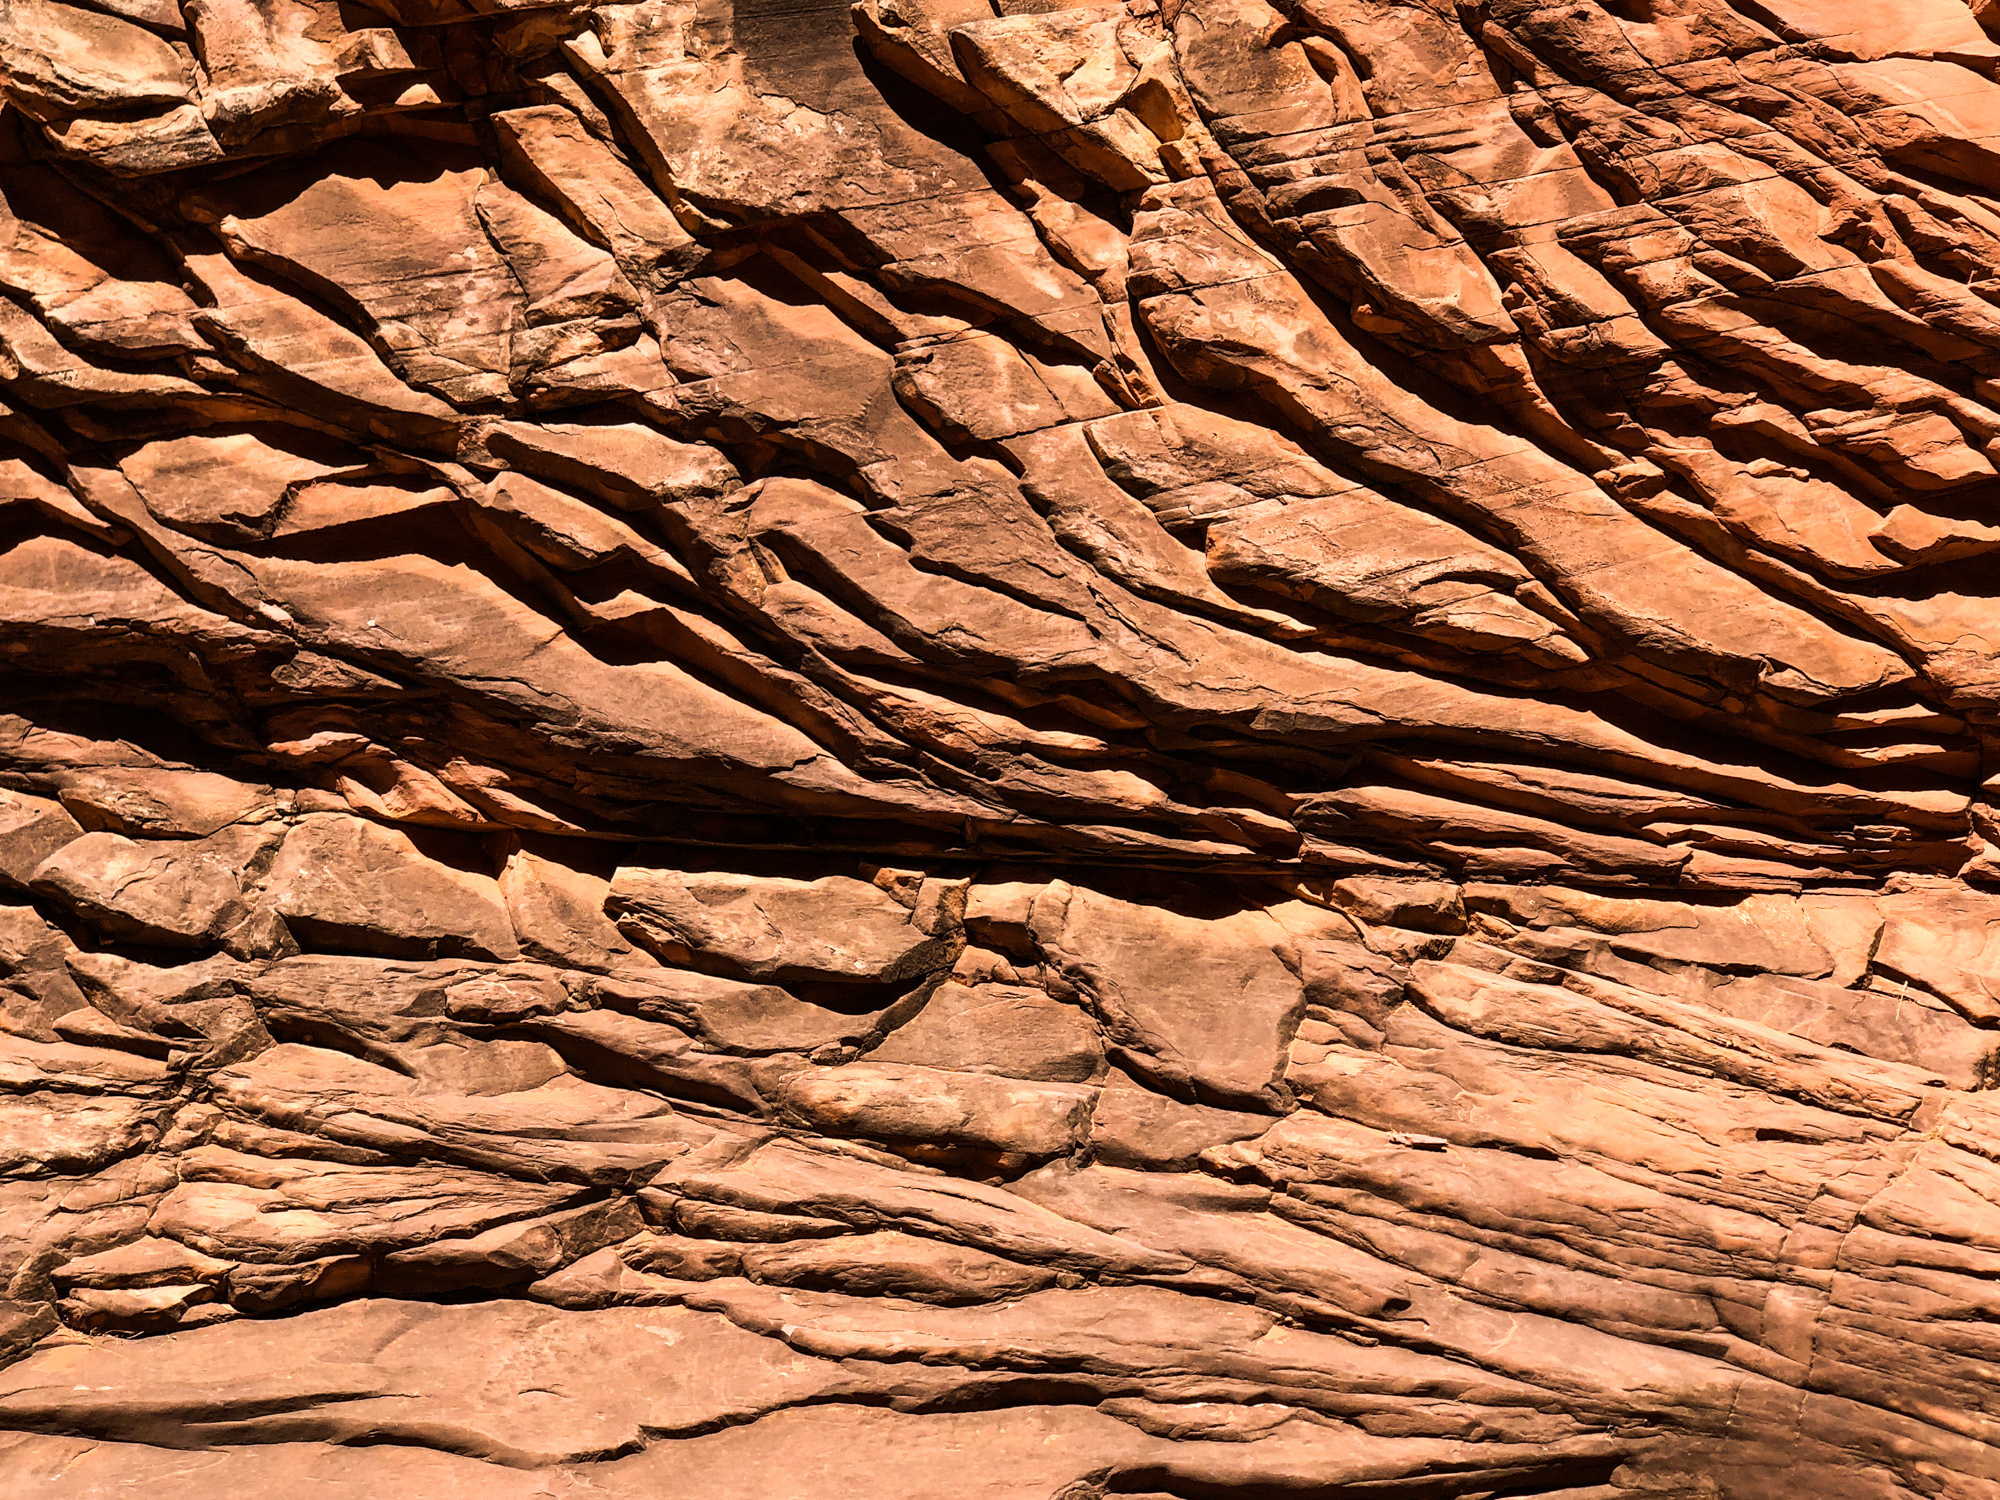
[7,0,2000,1493]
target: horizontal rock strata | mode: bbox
[4,0,2000,1494]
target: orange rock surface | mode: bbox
[3,0,2000,1493]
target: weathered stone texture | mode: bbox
[5,0,2000,1494]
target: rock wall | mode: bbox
[3,0,2000,1493]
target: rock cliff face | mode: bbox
[6,0,2000,1494]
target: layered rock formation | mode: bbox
[5,0,2000,1493]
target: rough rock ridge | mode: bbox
[6,0,2000,1493]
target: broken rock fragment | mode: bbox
[262,814,518,962]
[608,868,958,984]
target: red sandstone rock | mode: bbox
[4,0,2000,1493]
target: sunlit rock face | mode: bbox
[5,0,2000,1494]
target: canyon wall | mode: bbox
[5,0,2000,1493]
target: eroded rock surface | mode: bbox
[4,0,2000,1494]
